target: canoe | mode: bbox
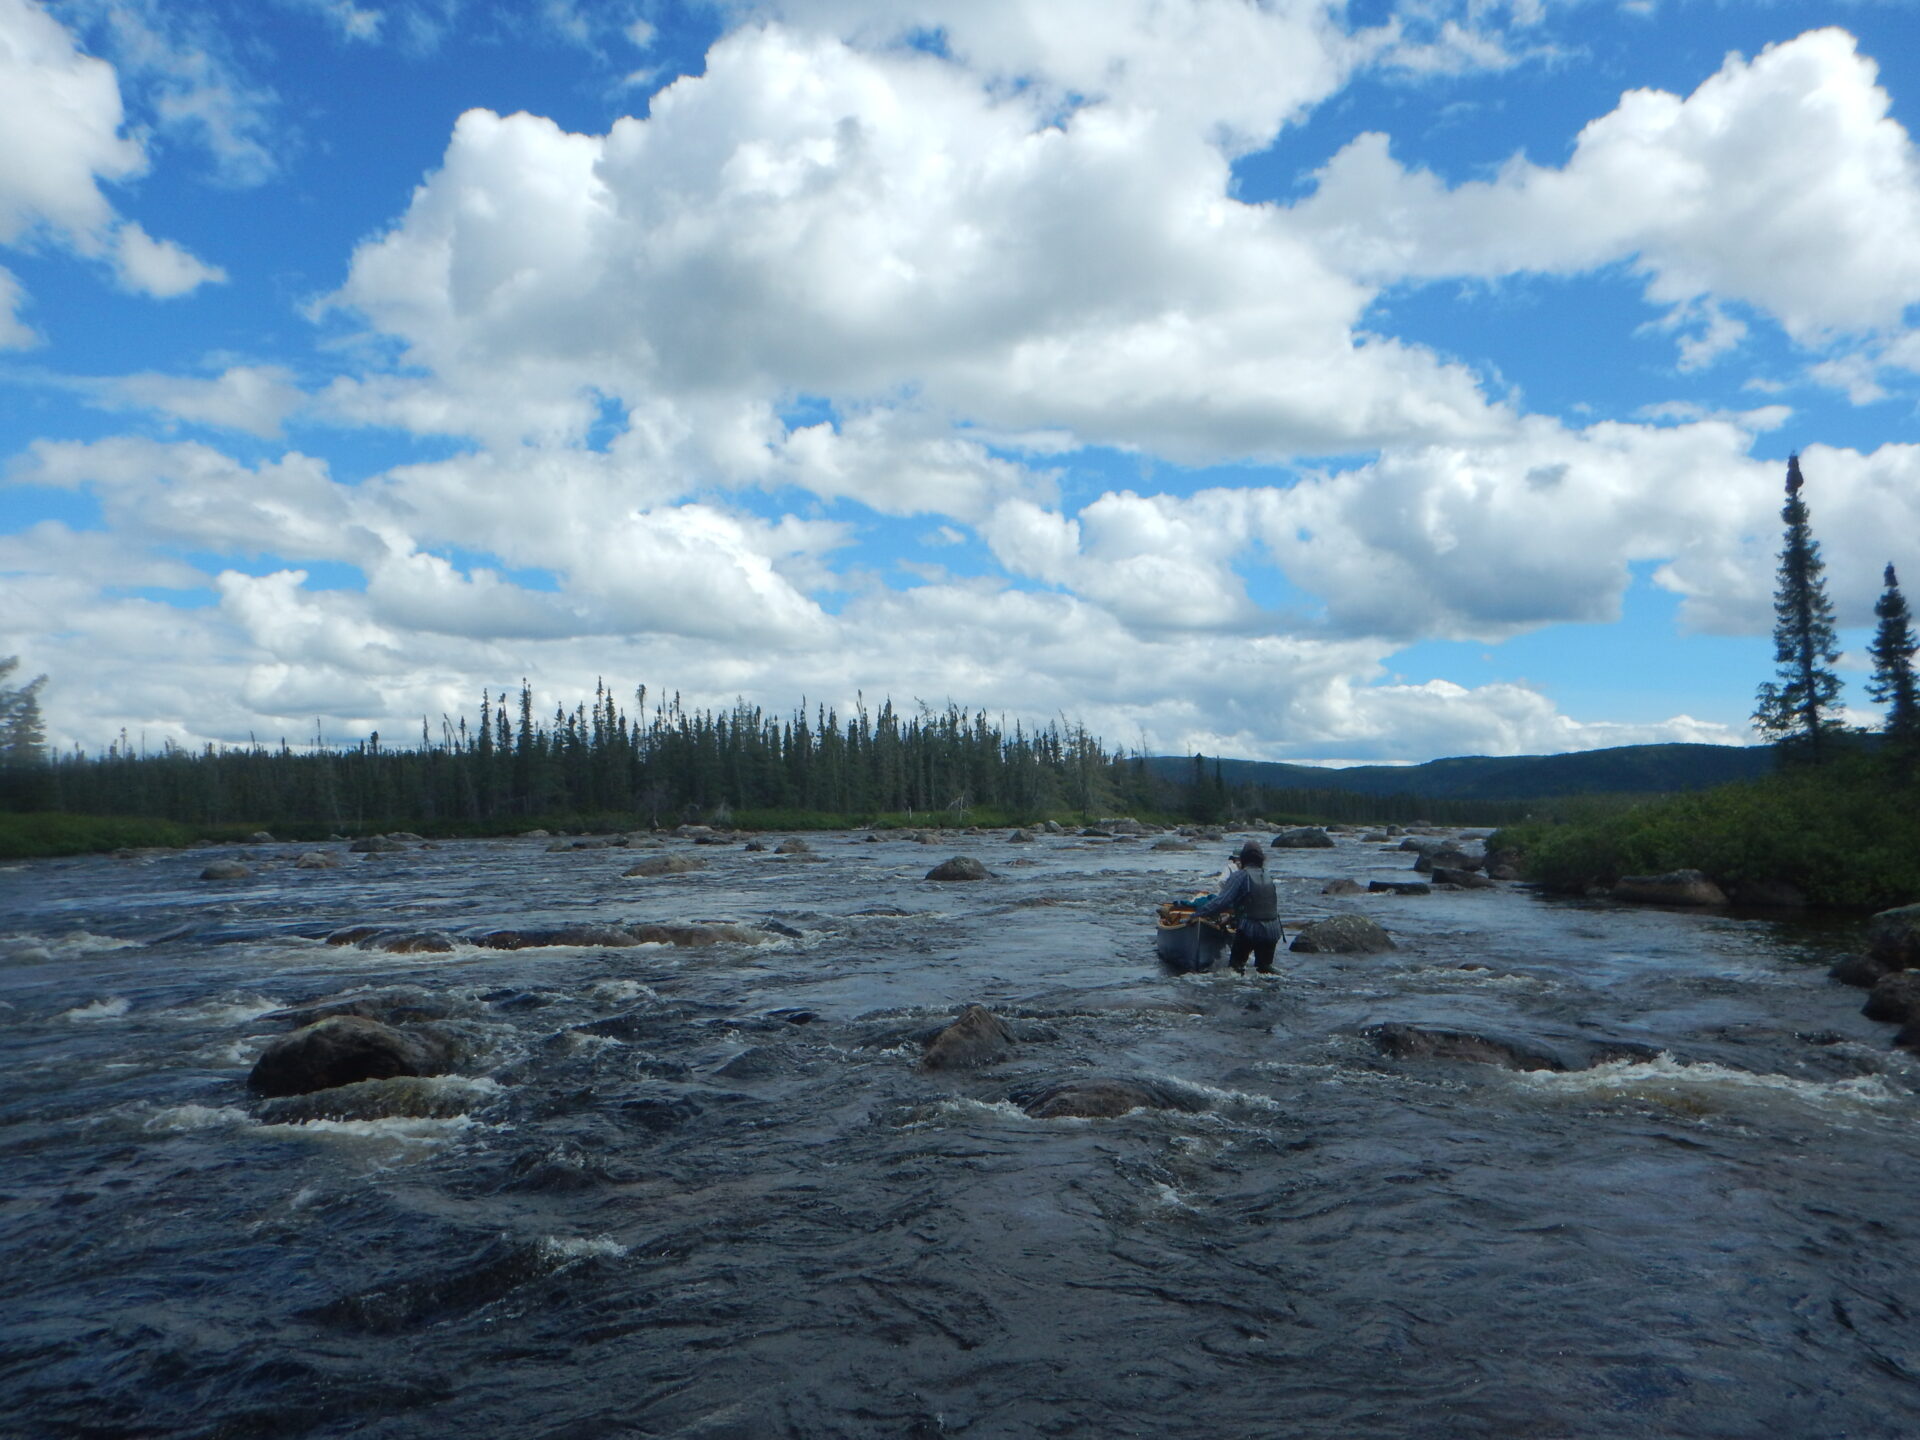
[1155,903,1230,972]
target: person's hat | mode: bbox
[1238,840,1265,866]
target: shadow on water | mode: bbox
[2,830,1919,1438]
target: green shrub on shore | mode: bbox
[0,813,204,859]
[1493,753,1920,911]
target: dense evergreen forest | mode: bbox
[0,679,1525,834]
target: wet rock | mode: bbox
[1153,838,1197,853]
[248,1015,458,1097]
[361,930,457,954]
[1008,829,1034,843]
[295,851,340,870]
[1272,827,1335,849]
[1399,836,1450,856]
[1367,881,1431,896]
[262,986,465,1028]
[386,832,425,843]
[258,1074,490,1124]
[772,838,811,855]
[348,836,409,854]
[199,860,252,881]
[1322,878,1364,896]
[520,829,550,838]
[1433,866,1497,890]
[1831,953,1895,989]
[1079,826,1111,838]
[920,1005,1015,1071]
[324,924,386,947]
[926,856,992,882]
[1365,1023,1566,1072]
[1487,864,1522,881]
[759,919,805,939]
[1612,870,1727,907]
[1019,1078,1204,1120]
[245,831,275,844]
[1100,818,1147,835]
[1866,904,1920,971]
[675,824,715,838]
[622,855,707,878]
[1362,832,1391,843]
[1864,971,1920,1024]
[1291,915,1396,954]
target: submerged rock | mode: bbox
[199,860,252,881]
[1612,870,1727,907]
[622,855,707,878]
[262,986,466,1029]
[1364,1022,1659,1073]
[1367,881,1431,896]
[926,856,991,882]
[258,1074,492,1124]
[294,851,340,870]
[1020,1078,1204,1120]
[920,1005,1015,1071]
[1321,878,1363,896]
[1291,915,1396,954]
[1365,1023,1566,1072]
[248,1015,458,1097]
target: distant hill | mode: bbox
[1146,743,1774,802]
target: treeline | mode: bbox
[3,679,1526,833]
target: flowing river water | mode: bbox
[1,826,1916,1439]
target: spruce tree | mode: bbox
[1868,562,1919,745]
[1753,453,1845,758]
[0,657,48,767]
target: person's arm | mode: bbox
[1193,868,1247,917]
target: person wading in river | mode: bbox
[1191,841,1284,975]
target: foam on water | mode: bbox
[1513,1054,1911,1118]
[539,1235,628,1261]
[165,994,288,1027]
[257,1113,489,1144]
[61,996,131,1022]
[138,1103,257,1133]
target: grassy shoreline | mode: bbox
[1492,752,1920,912]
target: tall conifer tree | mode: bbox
[1753,453,1844,757]
[1869,562,1919,745]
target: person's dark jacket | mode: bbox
[1193,864,1283,944]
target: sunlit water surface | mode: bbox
[1,830,1915,1439]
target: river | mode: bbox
[1,826,1915,1439]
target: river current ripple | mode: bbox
[1,828,1916,1439]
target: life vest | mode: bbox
[1241,865,1278,921]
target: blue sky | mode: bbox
[2,0,1918,763]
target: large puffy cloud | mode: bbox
[1294,29,1920,362]
[0,0,224,332]
[327,15,1508,465]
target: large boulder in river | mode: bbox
[1432,866,1497,890]
[920,1005,1015,1071]
[1272,827,1335,849]
[926,856,991,882]
[248,1015,458,1097]
[1830,952,1894,989]
[1290,915,1396,954]
[1612,870,1727,907]
[1020,1079,1204,1120]
[1322,878,1363,896]
[1866,904,1920,971]
[200,860,252,881]
[1864,971,1920,1024]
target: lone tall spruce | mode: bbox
[1753,453,1843,759]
